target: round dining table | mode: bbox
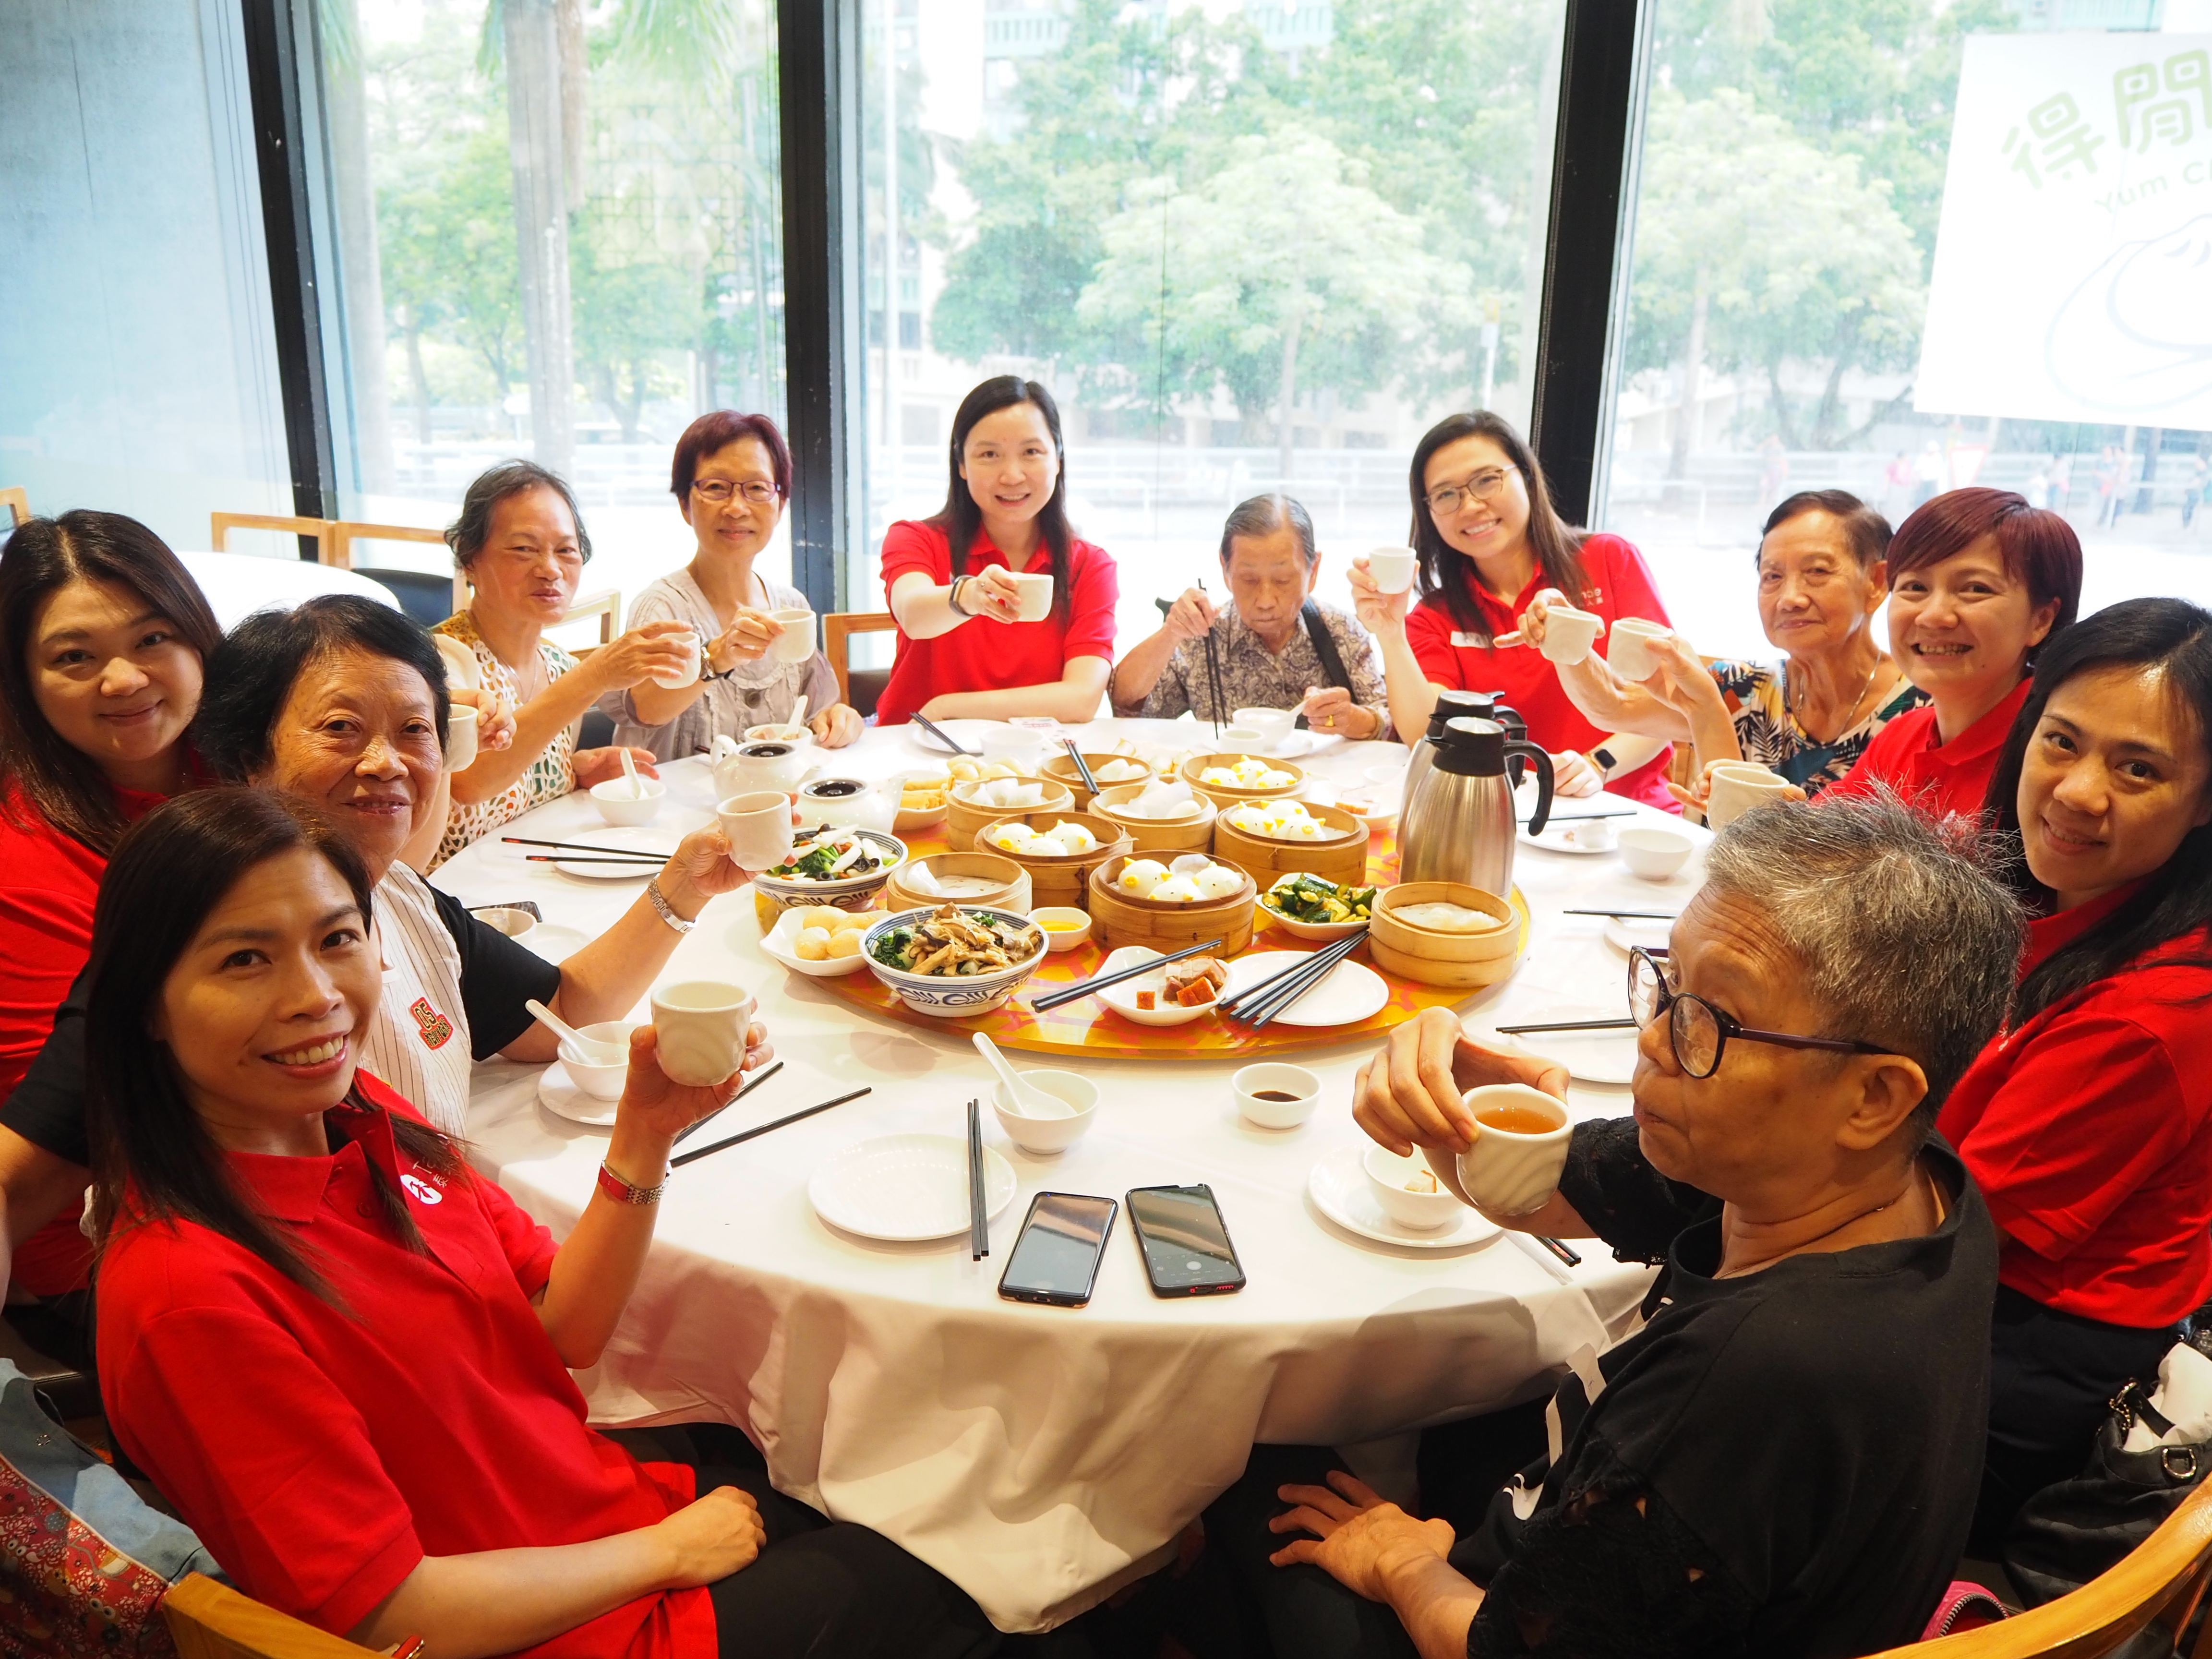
[435,719,1703,1633]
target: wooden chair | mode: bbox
[334,519,465,619]
[560,587,621,658]
[1866,1478,2212,1656]
[162,1573,380,1659]
[210,512,337,565]
[0,485,28,527]
[825,610,897,717]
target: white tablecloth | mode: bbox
[436,721,1704,1631]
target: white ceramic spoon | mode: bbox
[527,998,624,1065]
[617,746,645,800]
[972,1031,1071,1118]
[789,693,810,733]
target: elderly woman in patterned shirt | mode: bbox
[431,461,697,866]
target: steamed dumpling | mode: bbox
[1198,766,1239,786]
[1192,864,1243,900]
[1149,873,1202,904]
[1044,820,1097,854]
[1257,769,1295,789]
[794,927,832,961]
[1117,858,1168,897]
[991,824,1041,853]
[1094,758,1146,783]
[1168,853,1212,873]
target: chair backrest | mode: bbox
[210,512,336,565]
[1865,1477,2212,1658]
[163,1573,381,1659]
[824,610,897,716]
[0,484,28,527]
[334,520,463,615]
[561,587,620,654]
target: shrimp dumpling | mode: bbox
[1117,858,1168,897]
[1168,853,1212,873]
[1192,864,1243,900]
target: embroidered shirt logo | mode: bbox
[400,1172,443,1206]
[409,997,455,1051]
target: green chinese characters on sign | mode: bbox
[2115,49,2211,153]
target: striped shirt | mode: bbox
[359,865,476,1136]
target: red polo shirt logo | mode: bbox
[399,1172,443,1206]
[409,998,454,1050]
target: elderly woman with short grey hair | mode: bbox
[1207,794,2019,1659]
[1109,493,1393,738]
[432,459,697,866]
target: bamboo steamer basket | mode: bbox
[1091,781,1217,854]
[972,812,1130,910]
[1213,799,1370,887]
[885,852,1034,916]
[1088,853,1258,956]
[1366,882,1522,988]
[1040,751,1152,813]
[945,776,1074,850]
[1182,752,1306,810]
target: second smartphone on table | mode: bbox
[998,1183,1246,1306]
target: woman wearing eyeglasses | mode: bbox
[1346,412,1675,807]
[605,413,861,760]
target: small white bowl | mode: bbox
[1028,906,1093,952]
[1234,1062,1321,1130]
[1234,707,1297,748]
[590,776,666,827]
[1362,1144,1463,1229]
[990,1069,1099,1155]
[558,1021,636,1100]
[473,905,537,938]
[1618,825,1695,881]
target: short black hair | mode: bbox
[195,595,449,782]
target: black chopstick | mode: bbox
[912,712,978,756]
[1518,809,1636,822]
[1495,1019,1637,1035]
[1234,932,1369,1029]
[1561,909,1679,920]
[669,1085,871,1168]
[1063,739,1098,795]
[526,854,664,867]
[967,1098,988,1260]
[674,1059,783,1145]
[1028,937,1226,1011]
[1537,1237,1583,1266]
[1198,579,1225,739]
[1217,928,1363,1013]
[505,834,670,855]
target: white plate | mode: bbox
[1268,729,1318,759]
[1500,1003,1638,1085]
[538,1062,618,1127]
[1223,950,1389,1028]
[1601,914,1675,957]
[809,1133,1019,1242]
[1518,818,1622,855]
[520,924,589,963]
[906,718,1005,758]
[1306,1144,1499,1250]
[760,911,873,977]
[1094,945,1220,1026]
[552,827,677,881]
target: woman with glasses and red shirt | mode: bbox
[603,413,862,761]
[1348,411,1673,808]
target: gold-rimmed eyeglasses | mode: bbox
[1424,468,1514,517]
[693,479,780,506]
[1625,947,1894,1080]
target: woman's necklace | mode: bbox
[1790,653,1884,737]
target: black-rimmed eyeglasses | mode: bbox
[1626,948,1894,1080]
[693,479,780,505]
[1424,468,1513,516]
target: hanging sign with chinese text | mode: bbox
[1917,33,2212,427]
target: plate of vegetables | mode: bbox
[754,828,907,905]
[860,905,1047,1017]
[1260,873,1378,940]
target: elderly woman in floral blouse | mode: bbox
[431,462,695,867]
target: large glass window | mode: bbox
[853,0,1570,652]
[1596,0,2212,659]
[317,0,788,613]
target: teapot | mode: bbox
[713,734,808,800]
[1398,718,1554,897]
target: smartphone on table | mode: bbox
[998,1192,1118,1308]
[1127,1183,1246,1298]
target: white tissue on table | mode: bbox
[2125,1343,2212,1451]
[904,862,945,897]
[1169,853,1212,873]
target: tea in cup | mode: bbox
[1454,1084,1572,1215]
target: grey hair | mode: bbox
[1700,793,2023,1138]
[1219,493,1317,566]
[445,460,594,569]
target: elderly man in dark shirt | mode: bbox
[1209,795,2022,1659]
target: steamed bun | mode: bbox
[1117,858,1168,897]
[1149,873,1202,904]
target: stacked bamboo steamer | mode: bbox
[945,776,1074,850]
[1181,752,1305,811]
[1091,781,1216,854]
[973,812,1130,910]
[1366,882,1522,988]
[1040,751,1151,813]
[884,852,1033,915]
[1088,853,1258,954]
[1212,799,1370,887]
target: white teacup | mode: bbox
[1449,1085,1573,1216]
[770,608,816,664]
[1364,547,1419,595]
[445,704,480,771]
[717,791,795,871]
[651,630,703,689]
[1606,618,1672,681]
[1233,708,1297,748]
[1009,571,1054,622]
[1219,725,1266,748]
[649,982,756,1088]
[1705,761,1793,830]
[1539,605,1604,667]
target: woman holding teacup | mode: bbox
[82,787,998,1659]
[876,376,1120,727]
[433,460,699,866]
[1205,793,2018,1657]
[1937,598,2212,1548]
[602,412,861,761]
[1523,491,1928,809]
[1346,411,1669,806]
[0,596,767,1302]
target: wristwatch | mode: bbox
[947,575,974,617]
[597,1160,667,1206]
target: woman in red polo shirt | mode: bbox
[0,510,221,1298]
[87,789,994,1659]
[1346,412,1664,807]
[1938,598,2212,1548]
[876,377,1118,728]
[1824,488,2079,822]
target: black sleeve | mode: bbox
[430,889,563,1061]
[0,968,92,1169]
[1555,1118,1717,1265]
[1467,1443,1757,1659]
